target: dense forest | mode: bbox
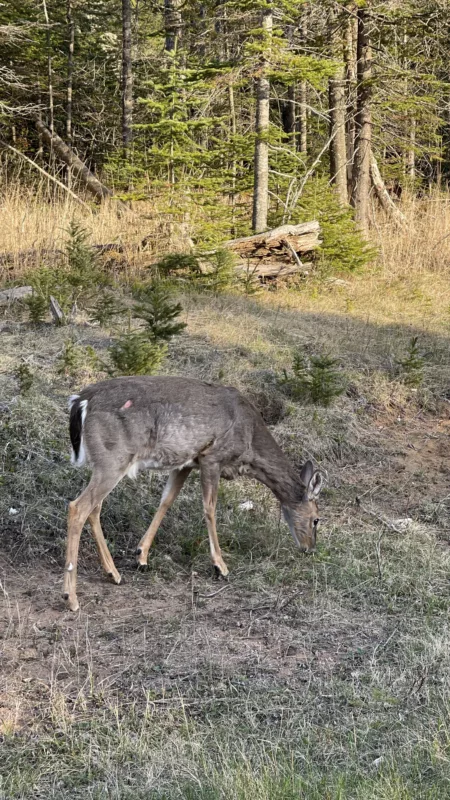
[2,0,449,252]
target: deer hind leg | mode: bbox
[200,462,229,578]
[64,470,122,612]
[88,502,121,585]
[136,467,192,567]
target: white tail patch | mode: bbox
[70,398,88,466]
[68,394,80,411]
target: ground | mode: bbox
[1,274,450,798]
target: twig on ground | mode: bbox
[198,584,232,599]
[356,499,405,534]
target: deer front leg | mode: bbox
[200,462,229,578]
[136,467,192,567]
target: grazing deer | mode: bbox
[65,376,323,611]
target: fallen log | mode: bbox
[0,285,32,304]
[370,153,407,227]
[34,120,117,204]
[234,262,311,278]
[225,221,320,256]
[225,220,320,278]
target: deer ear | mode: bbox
[307,471,323,500]
[300,460,314,487]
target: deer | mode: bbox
[64,376,324,611]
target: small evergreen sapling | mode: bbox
[107,281,186,376]
[309,355,345,406]
[108,334,165,376]
[397,336,425,387]
[281,349,346,407]
[281,350,311,401]
[15,363,34,394]
[133,282,186,341]
[90,292,126,327]
[65,221,107,306]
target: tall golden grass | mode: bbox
[1,181,450,274]
[1,182,450,336]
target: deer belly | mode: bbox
[126,458,195,479]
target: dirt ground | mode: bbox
[1,406,448,738]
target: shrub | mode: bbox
[108,333,165,376]
[133,282,186,342]
[151,249,236,293]
[24,289,49,324]
[24,223,109,323]
[57,339,97,379]
[90,291,126,327]
[396,336,425,387]
[290,177,376,274]
[15,363,34,394]
[281,349,346,407]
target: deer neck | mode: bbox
[251,430,304,506]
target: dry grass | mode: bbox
[1,185,450,798]
[2,183,450,335]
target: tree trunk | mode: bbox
[344,14,357,196]
[407,117,416,180]
[164,0,182,52]
[34,119,115,201]
[66,0,74,145]
[298,14,308,154]
[350,8,372,235]
[329,73,347,205]
[42,0,54,137]
[252,8,273,234]
[122,0,133,154]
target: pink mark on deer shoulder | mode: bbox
[120,399,133,410]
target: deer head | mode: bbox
[282,460,324,553]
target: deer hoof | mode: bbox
[64,594,79,612]
[108,571,122,585]
[213,565,229,581]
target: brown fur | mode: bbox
[64,376,323,611]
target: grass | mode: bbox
[1,187,450,798]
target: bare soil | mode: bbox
[1,406,448,738]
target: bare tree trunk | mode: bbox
[328,11,348,205]
[407,117,416,180]
[329,71,347,205]
[122,0,133,155]
[344,14,357,195]
[35,119,115,201]
[298,15,308,154]
[42,0,54,137]
[350,8,372,235]
[66,0,74,145]
[164,0,182,52]
[37,83,44,159]
[252,8,273,234]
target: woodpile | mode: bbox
[224,221,321,279]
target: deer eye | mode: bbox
[313,518,320,527]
